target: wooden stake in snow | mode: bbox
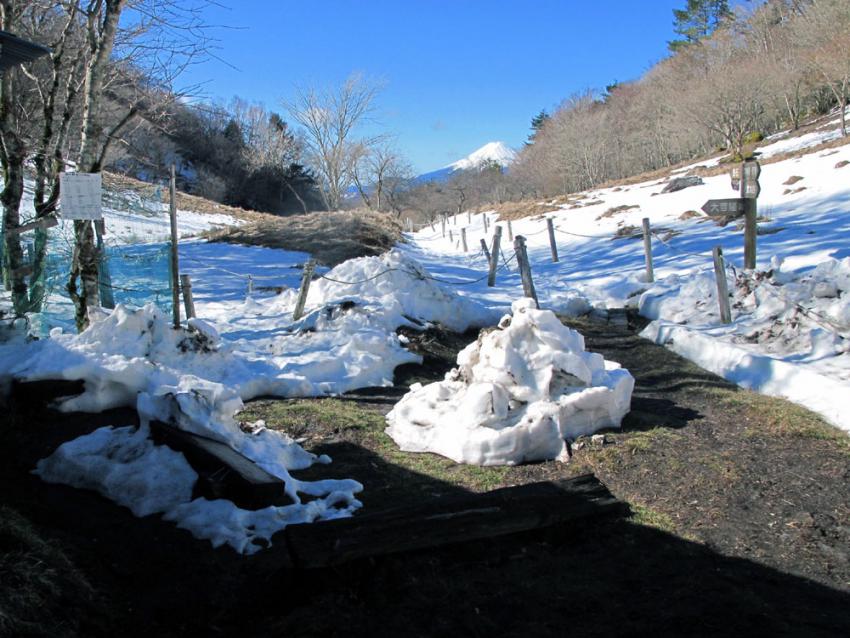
[180,274,196,319]
[712,246,732,324]
[441,215,446,237]
[488,225,502,287]
[449,229,454,244]
[483,214,489,233]
[514,235,539,308]
[293,259,316,321]
[642,218,654,283]
[169,164,181,329]
[480,238,491,264]
[546,217,558,263]
[467,210,472,224]
[507,220,513,242]
[461,227,468,252]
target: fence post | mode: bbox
[642,217,654,283]
[488,225,502,287]
[712,246,732,324]
[461,227,468,252]
[293,259,316,321]
[449,229,454,244]
[480,238,491,264]
[441,215,446,237]
[507,220,513,242]
[180,274,196,319]
[546,218,559,263]
[514,235,539,308]
[483,214,489,233]
[467,210,472,224]
[169,164,181,329]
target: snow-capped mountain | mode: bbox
[416,141,516,184]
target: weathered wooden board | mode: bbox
[284,473,628,569]
[149,421,290,510]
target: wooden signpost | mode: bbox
[741,160,760,269]
[701,198,745,216]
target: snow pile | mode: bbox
[639,256,850,430]
[386,298,634,465]
[35,423,362,554]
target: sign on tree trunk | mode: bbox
[59,173,103,220]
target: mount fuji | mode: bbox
[415,141,516,184]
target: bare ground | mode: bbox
[1,314,848,637]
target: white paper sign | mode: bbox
[60,172,103,220]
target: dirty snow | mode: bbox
[386,298,633,465]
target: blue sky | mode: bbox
[178,1,692,173]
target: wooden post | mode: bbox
[180,274,196,319]
[430,220,435,232]
[247,274,254,296]
[293,260,316,321]
[449,229,454,244]
[480,238,491,264]
[441,215,446,237]
[712,246,732,324]
[488,225,502,287]
[507,220,513,242]
[483,214,489,233]
[642,217,654,283]
[741,162,757,269]
[461,227,468,252]
[454,213,458,226]
[546,218,558,263]
[514,235,539,308]
[169,164,180,329]
[467,210,472,224]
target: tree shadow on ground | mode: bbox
[3,399,849,638]
[246,441,850,638]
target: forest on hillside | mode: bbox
[2,0,850,225]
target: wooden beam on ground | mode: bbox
[149,421,290,510]
[283,473,628,568]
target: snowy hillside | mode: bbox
[405,128,850,434]
[415,141,516,183]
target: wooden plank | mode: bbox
[149,421,290,510]
[4,216,59,236]
[284,474,628,568]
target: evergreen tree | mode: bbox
[527,110,550,144]
[668,0,733,52]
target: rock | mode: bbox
[661,176,704,193]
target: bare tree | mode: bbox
[794,0,850,136]
[351,141,411,212]
[283,73,383,210]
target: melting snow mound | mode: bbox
[385,299,634,465]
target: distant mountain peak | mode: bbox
[447,141,516,171]
[415,141,516,184]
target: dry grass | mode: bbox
[0,506,98,637]
[102,171,268,224]
[202,207,403,266]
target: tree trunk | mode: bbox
[68,0,127,330]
